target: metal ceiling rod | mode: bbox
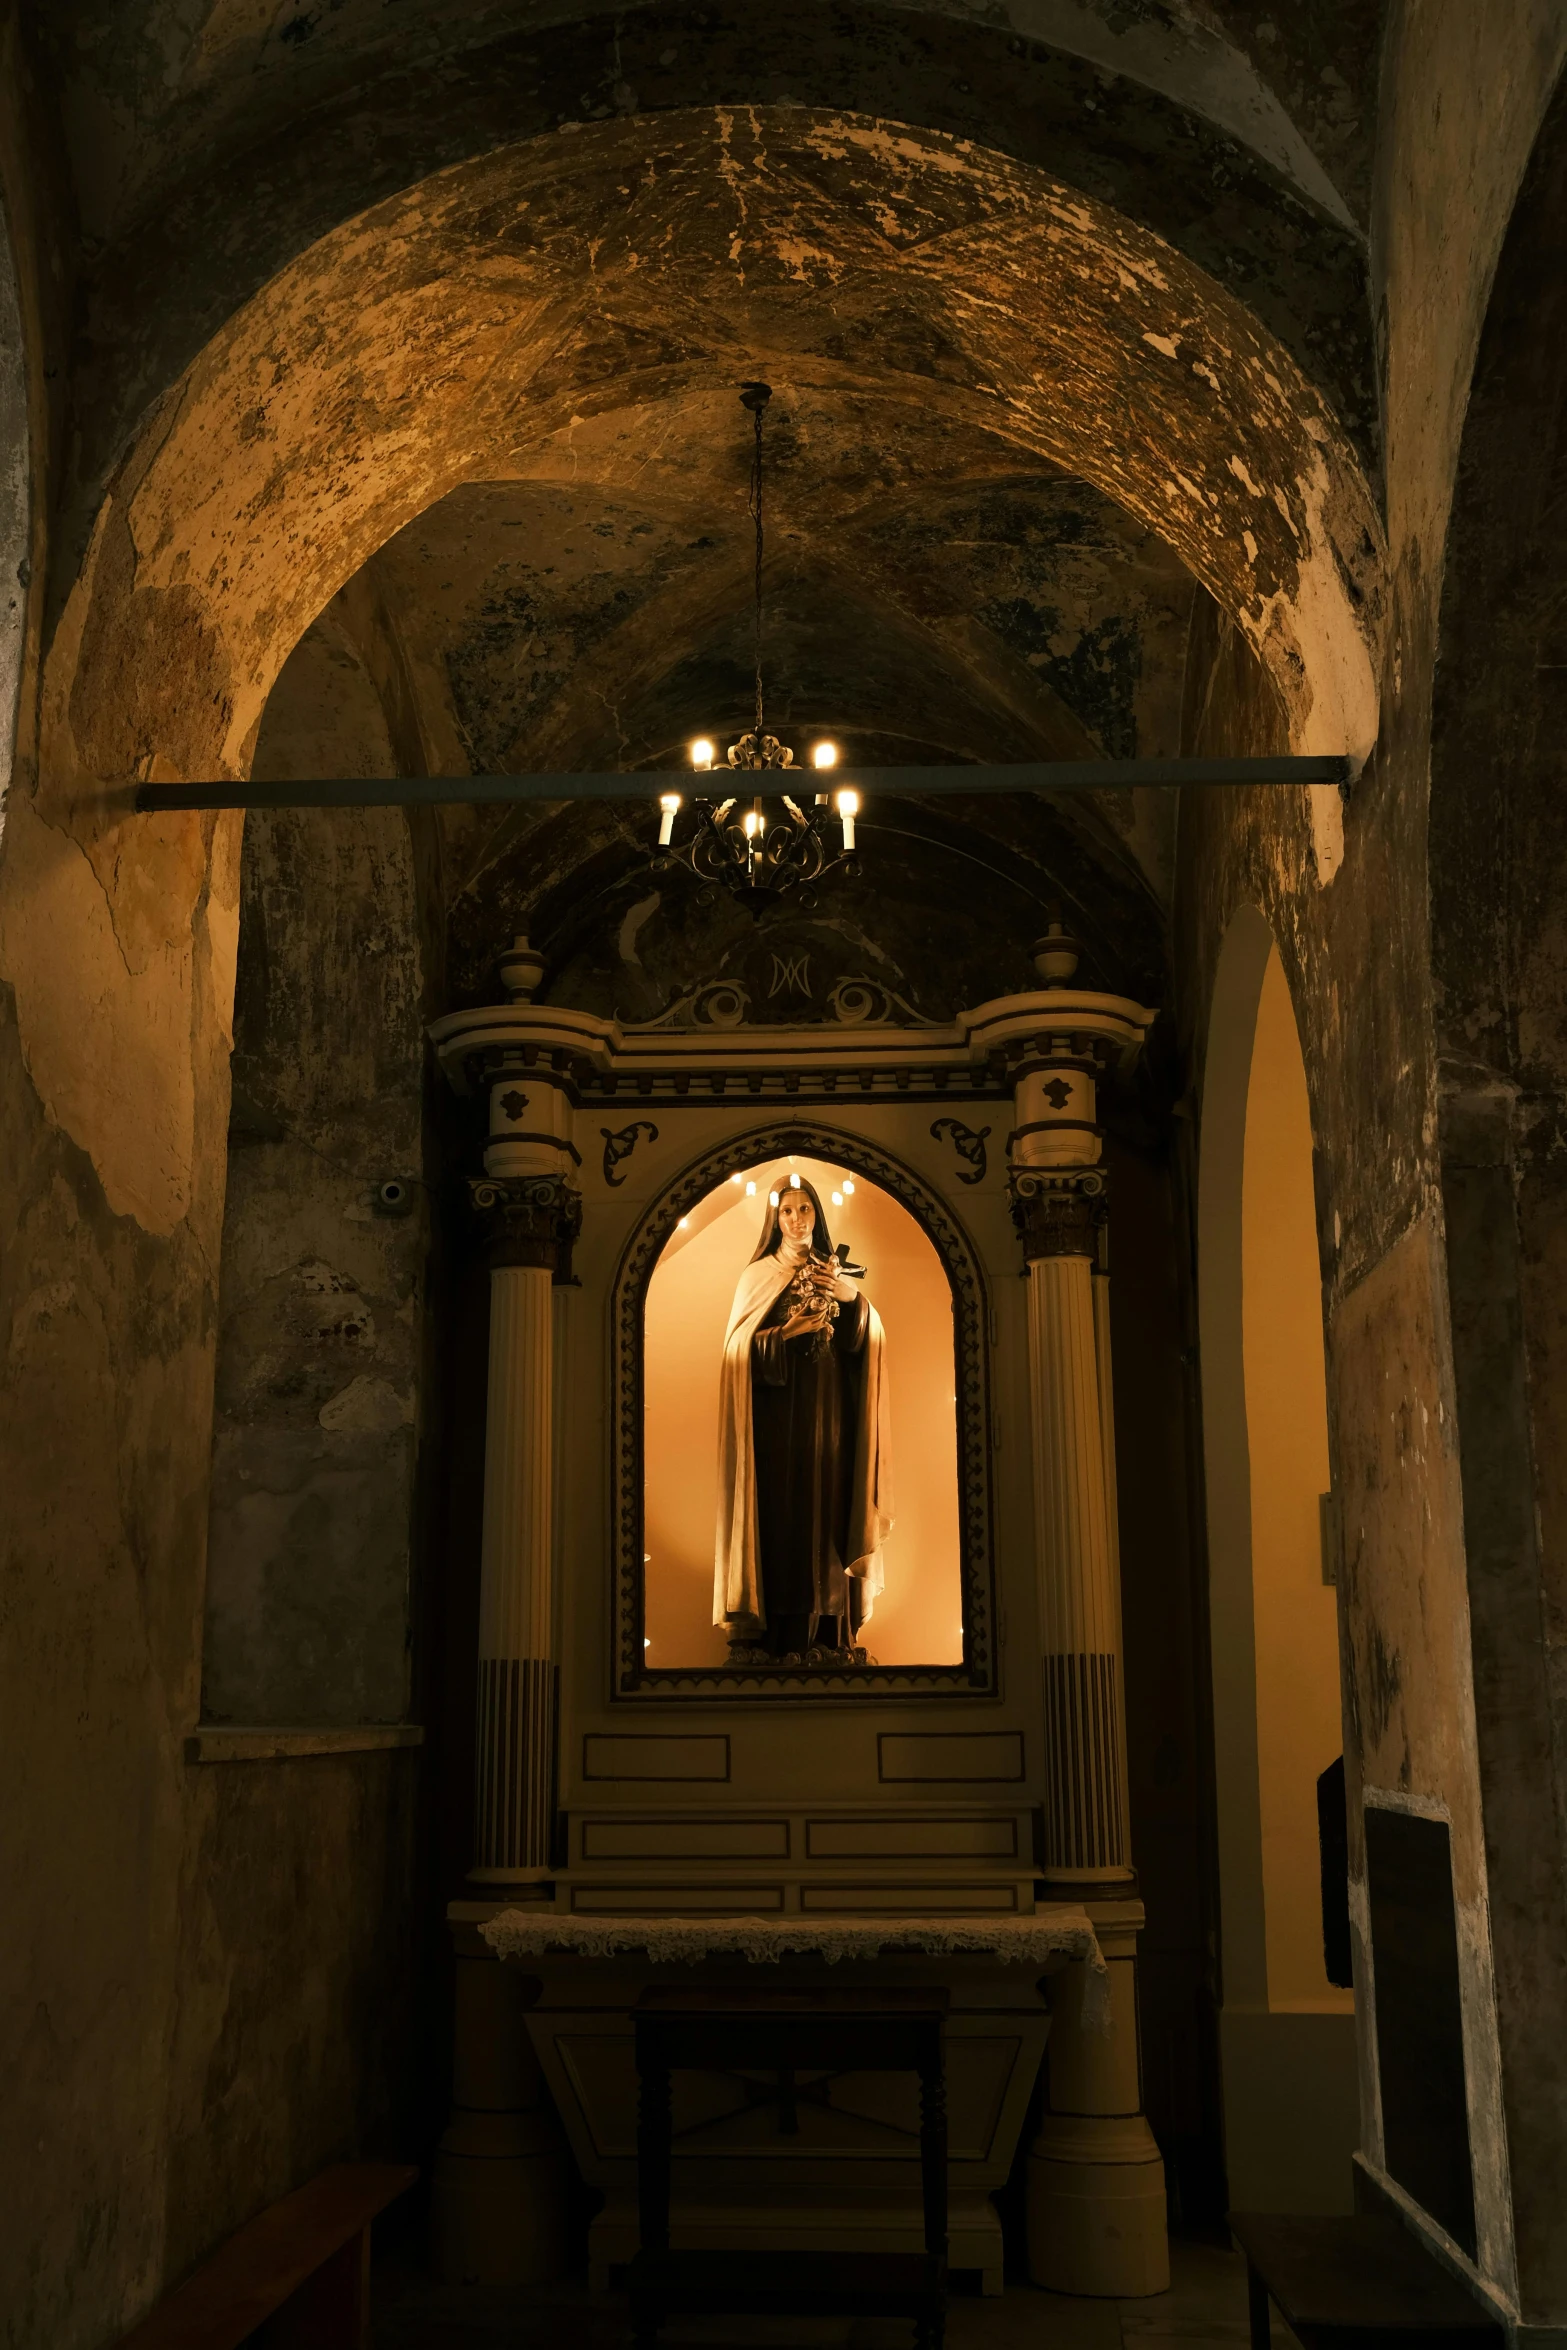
[134,754,1349,812]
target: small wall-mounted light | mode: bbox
[789,1171,801,1187]
[834,789,859,852]
[769,1190,780,1206]
[658,792,681,848]
[812,740,839,770]
[690,738,715,771]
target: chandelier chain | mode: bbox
[748,395,765,738]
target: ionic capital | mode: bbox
[470,1174,582,1282]
[1008,1167,1107,1262]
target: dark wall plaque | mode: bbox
[1365,1806,1476,2256]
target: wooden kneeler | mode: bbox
[628,1987,949,2350]
[116,2161,416,2349]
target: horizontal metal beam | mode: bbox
[133,754,1348,813]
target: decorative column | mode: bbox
[433,934,579,2286]
[468,934,582,1882]
[470,1175,578,1876]
[1010,920,1168,2297]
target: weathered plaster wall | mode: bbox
[203,617,429,1727]
[1426,63,1567,2329]
[1171,6,1567,2318]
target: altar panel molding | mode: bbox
[805,1814,1019,1859]
[799,1882,1024,1914]
[569,1884,787,1914]
[580,1816,790,1861]
[878,1731,1025,1782]
[582,1733,731,1782]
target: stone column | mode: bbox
[467,1151,580,1882]
[435,937,581,2283]
[1015,1165,1130,1884]
[1009,974,1168,2296]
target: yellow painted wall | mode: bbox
[1241,951,1352,2013]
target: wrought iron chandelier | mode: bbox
[653,382,861,904]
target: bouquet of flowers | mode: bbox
[786,1245,866,1360]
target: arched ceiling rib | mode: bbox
[47,106,1381,824]
[49,0,1380,589]
[45,0,1383,243]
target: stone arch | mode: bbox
[1197,902,1355,2213]
[20,106,1380,1237]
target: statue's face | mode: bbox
[777,1190,816,1247]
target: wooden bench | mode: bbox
[1230,2213,1504,2350]
[116,2161,416,2349]
[628,1987,949,2350]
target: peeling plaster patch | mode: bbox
[318,1374,412,1433]
[617,892,660,969]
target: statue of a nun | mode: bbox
[714,1170,893,1661]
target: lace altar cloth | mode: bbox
[482,1907,1110,2029]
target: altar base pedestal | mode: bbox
[1025,1906,1169,2296]
[432,1914,573,2287]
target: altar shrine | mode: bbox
[427,927,1167,2299]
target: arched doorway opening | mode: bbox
[1198,905,1355,2212]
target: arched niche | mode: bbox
[611,1122,994,1699]
[1197,904,1355,2214]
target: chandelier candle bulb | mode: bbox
[812,741,839,769]
[835,788,860,851]
[657,792,681,847]
[690,739,715,771]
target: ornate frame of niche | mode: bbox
[612,1122,996,1701]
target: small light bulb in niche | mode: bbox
[769,1191,780,1206]
[644,1638,652,1649]
[789,1172,800,1187]
[843,1179,855,1195]
[677,1217,690,1230]
[745,1180,756,1196]
[831,1192,843,1207]
[730,1174,743,1186]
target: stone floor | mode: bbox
[373,2236,1288,2349]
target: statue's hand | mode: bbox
[809,1262,858,1305]
[779,1301,830,1341]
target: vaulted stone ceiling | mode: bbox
[31,0,1390,1101]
